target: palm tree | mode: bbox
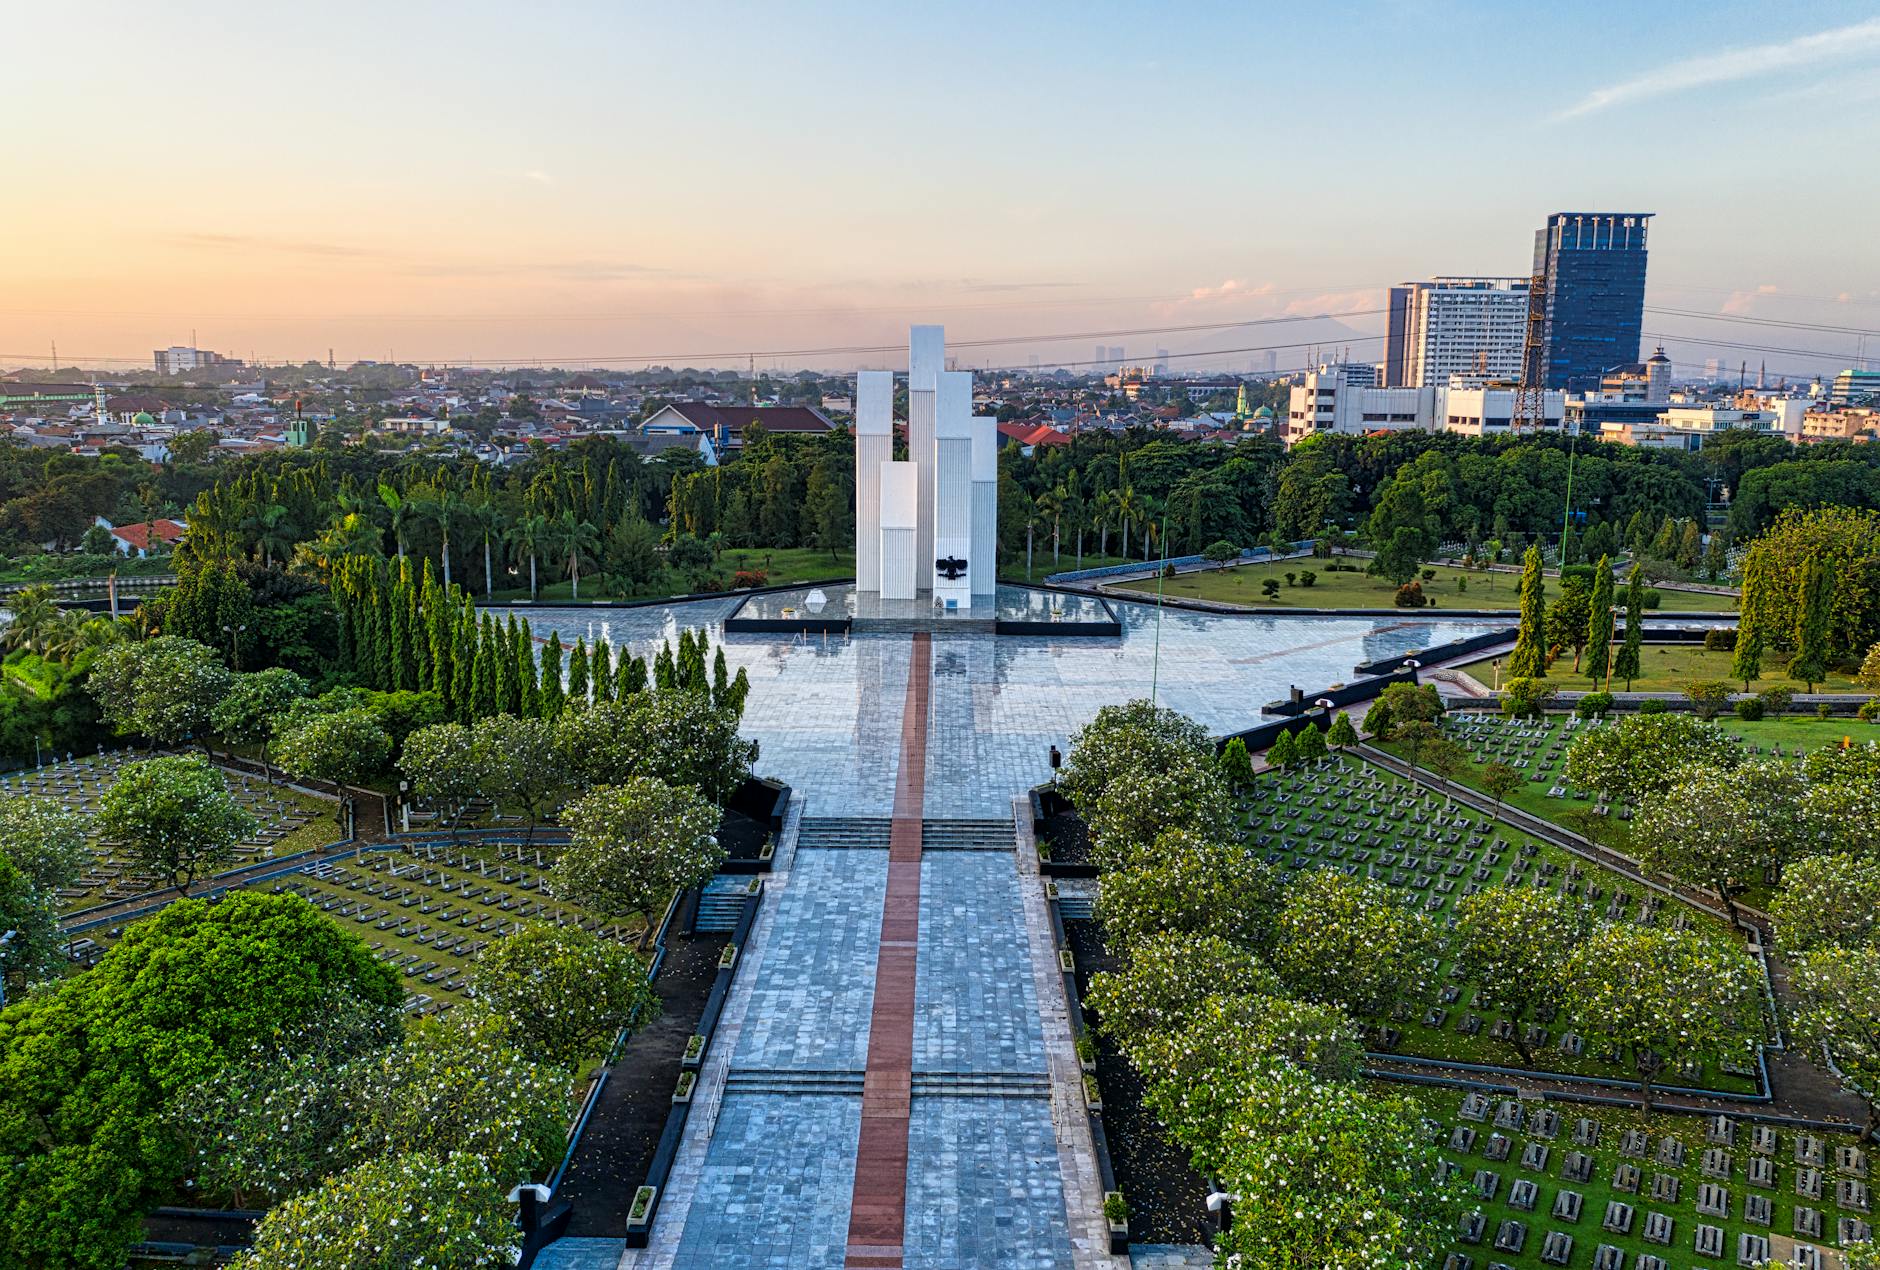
[2,585,60,654]
[1094,489,1121,559]
[1036,486,1066,566]
[1114,486,1142,561]
[246,503,295,570]
[1139,496,1167,562]
[378,483,412,560]
[42,611,123,664]
[419,487,463,587]
[548,513,601,600]
[506,514,551,599]
[460,494,502,596]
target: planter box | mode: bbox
[672,1073,696,1105]
[625,1185,658,1248]
[1058,949,1076,974]
[681,1034,705,1070]
[718,943,739,971]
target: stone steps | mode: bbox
[721,1069,1051,1098]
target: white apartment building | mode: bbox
[1385,278,1529,388]
[1285,368,1562,446]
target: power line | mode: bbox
[1645,307,1880,338]
[0,309,1388,371]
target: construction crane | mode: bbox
[1513,259,1550,431]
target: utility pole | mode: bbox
[50,340,57,373]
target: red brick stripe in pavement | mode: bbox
[844,633,930,1269]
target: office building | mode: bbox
[1383,278,1529,387]
[1533,212,1652,391]
[154,345,241,375]
[1831,368,1880,406]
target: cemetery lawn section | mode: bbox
[1390,711,1880,863]
[1398,1082,1874,1270]
[18,753,342,917]
[1457,645,1868,695]
[1247,754,1764,1094]
[1112,562,1733,612]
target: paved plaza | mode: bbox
[505,596,1502,1268]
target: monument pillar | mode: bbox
[854,370,892,593]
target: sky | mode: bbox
[6,0,1880,377]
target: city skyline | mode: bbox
[6,0,1879,375]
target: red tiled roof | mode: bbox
[997,422,1070,447]
[662,402,836,434]
[110,519,187,550]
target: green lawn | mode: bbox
[1247,755,1760,1094]
[1113,562,1733,613]
[486,547,853,603]
[1397,1082,1870,1270]
[1458,645,1869,695]
[1001,551,1137,585]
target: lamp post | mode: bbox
[221,623,248,672]
[1401,657,1422,682]
[0,929,16,1010]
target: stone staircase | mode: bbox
[721,1069,1050,1099]
[920,818,1015,851]
[798,817,893,848]
[695,876,751,932]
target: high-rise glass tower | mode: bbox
[1534,212,1652,391]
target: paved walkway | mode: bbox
[845,634,931,1268]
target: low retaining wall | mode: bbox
[624,878,763,1249]
[1043,541,1311,586]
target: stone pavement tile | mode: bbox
[670,1092,862,1270]
[903,1095,1072,1270]
[731,847,887,1073]
[915,850,1044,1076]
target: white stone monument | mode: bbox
[855,327,994,609]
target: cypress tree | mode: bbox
[491,616,515,714]
[1505,546,1548,679]
[726,666,750,717]
[1612,564,1645,690]
[1732,552,1766,691]
[515,619,540,717]
[472,614,497,718]
[452,605,477,721]
[567,637,590,706]
[388,570,413,691]
[1787,553,1832,693]
[416,564,440,696]
[592,640,614,703]
[540,631,566,716]
[682,634,707,693]
[712,647,729,706]
[654,644,676,693]
[1584,556,1616,684]
[616,652,645,699]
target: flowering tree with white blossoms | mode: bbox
[88,636,233,752]
[1771,854,1880,958]
[341,1007,572,1186]
[1058,698,1214,812]
[1084,759,1232,872]
[555,776,723,921]
[98,754,258,893]
[1563,710,1741,804]
[399,721,493,844]
[1270,869,1437,1020]
[0,794,89,893]
[468,922,658,1071]
[1094,828,1281,960]
[1630,758,1806,922]
[1187,1058,1467,1270]
[231,1150,518,1270]
[1085,931,1278,1058]
[1449,886,1584,1067]
[1789,945,1880,1138]
[1564,924,1760,1106]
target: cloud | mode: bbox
[1555,16,1880,119]
[1721,284,1780,315]
[524,170,554,185]
[1283,289,1381,317]
[166,232,385,259]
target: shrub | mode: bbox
[1704,628,1738,652]
[1734,697,1765,721]
[1260,579,1281,599]
[1161,562,1177,579]
[1456,576,1468,593]
[1817,702,1833,719]
[1298,570,1316,587]
[1393,581,1425,608]
[1575,691,1614,719]
[1284,572,1296,586]
[1858,699,1880,722]
[1501,677,1558,720]
[1638,698,1668,714]
[730,569,768,589]
[1756,686,1794,716]
[1420,568,1436,582]
[1641,587,1662,609]
[1684,680,1733,720]
[1104,1192,1130,1225]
